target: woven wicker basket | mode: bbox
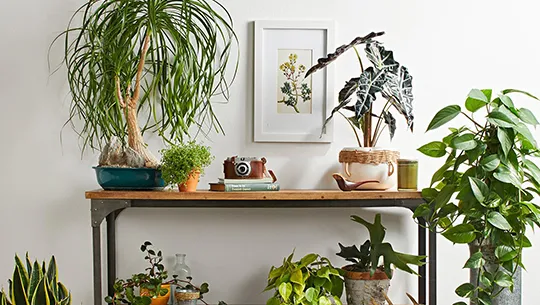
[339,149,400,165]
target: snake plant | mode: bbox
[0,254,71,305]
[51,0,238,167]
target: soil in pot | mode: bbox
[342,266,391,305]
[178,170,200,192]
[140,284,171,305]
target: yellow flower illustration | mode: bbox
[278,52,312,113]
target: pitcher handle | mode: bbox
[345,162,352,177]
[388,162,395,177]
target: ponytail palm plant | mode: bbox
[53,0,238,168]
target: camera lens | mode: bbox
[235,162,251,176]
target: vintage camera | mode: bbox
[224,156,268,179]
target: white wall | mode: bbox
[1,0,540,304]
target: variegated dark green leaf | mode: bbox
[354,67,386,120]
[364,42,398,73]
[12,266,29,305]
[25,254,32,283]
[46,257,58,298]
[305,32,385,77]
[30,279,49,305]
[383,111,396,139]
[382,66,414,130]
[14,255,29,290]
[28,261,42,303]
[338,77,360,104]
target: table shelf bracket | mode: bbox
[91,200,131,227]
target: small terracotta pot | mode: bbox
[140,284,171,305]
[342,265,390,280]
[178,170,200,192]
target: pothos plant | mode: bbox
[264,252,344,305]
[305,32,414,147]
[337,214,426,278]
[415,88,540,304]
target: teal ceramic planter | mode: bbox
[93,167,165,190]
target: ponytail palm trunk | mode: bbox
[54,0,238,167]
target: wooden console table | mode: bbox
[85,190,436,305]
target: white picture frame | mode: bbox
[254,20,335,143]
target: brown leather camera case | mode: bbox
[223,157,267,179]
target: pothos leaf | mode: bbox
[383,111,396,139]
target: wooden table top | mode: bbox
[85,189,423,201]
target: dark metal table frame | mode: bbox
[90,198,436,305]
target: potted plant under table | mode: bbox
[337,214,425,305]
[265,251,345,305]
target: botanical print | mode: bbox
[277,49,313,114]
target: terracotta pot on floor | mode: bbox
[178,170,200,192]
[342,266,391,305]
[140,284,171,305]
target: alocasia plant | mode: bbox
[306,32,414,147]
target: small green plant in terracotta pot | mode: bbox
[160,141,214,192]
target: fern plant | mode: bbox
[51,0,238,167]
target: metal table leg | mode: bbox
[418,217,427,305]
[429,230,437,305]
[92,226,102,305]
[106,213,119,297]
[91,200,130,305]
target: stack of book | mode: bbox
[209,176,280,192]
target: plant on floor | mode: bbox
[337,214,425,305]
[305,32,414,147]
[415,88,540,304]
[337,214,426,278]
[264,251,344,305]
[51,0,238,168]
[106,241,169,305]
[0,253,72,305]
[160,141,214,186]
[106,241,225,305]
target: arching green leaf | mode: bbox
[465,89,489,112]
[487,212,512,230]
[442,224,476,244]
[418,141,447,157]
[426,105,461,131]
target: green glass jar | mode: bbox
[397,159,418,191]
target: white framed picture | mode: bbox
[254,20,335,143]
